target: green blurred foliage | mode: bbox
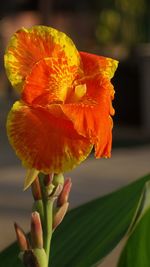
[95,0,149,46]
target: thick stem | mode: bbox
[33,174,54,267]
[43,199,53,265]
[32,173,64,267]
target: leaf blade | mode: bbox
[118,209,150,267]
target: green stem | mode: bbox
[38,173,54,267]
[43,199,53,266]
[37,173,64,267]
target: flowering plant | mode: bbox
[2,25,150,267]
[5,26,118,188]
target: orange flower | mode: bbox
[5,26,118,186]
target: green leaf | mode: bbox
[118,182,150,267]
[0,242,22,267]
[117,210,150,267]
[1,174,150,267]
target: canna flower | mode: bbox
[5,26,118,185]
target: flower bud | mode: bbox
[14,222,28,251]
[53,173,64,187]
[31,212,43,249]
[53,202,69,230]
[31,177,42,201]
[57,178,72,206]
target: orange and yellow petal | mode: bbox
[62,76,115,158]
[66,52,118,105]
[22,57,81,105]
[80,51,118,79]
[4,26,81,92]
[7,101,92,173]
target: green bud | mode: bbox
[53,173,64,187]
[33,248,47,267]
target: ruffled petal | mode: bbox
[22,57,81,105]
[7,101,92,173]
[4,26,80,92]
[80,51,118,79]
[62,76,115,158]
[65,52,118,104]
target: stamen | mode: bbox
[75,84,87,98]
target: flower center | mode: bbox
[75,84,87,99]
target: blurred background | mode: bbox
[1,0,150,142]
[0,0,150,266]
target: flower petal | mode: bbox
[22,57,81,105]
[80,51,118,79]
[4,26,80,92]
[7,101,92,173]
[62,76,115,158]
[24,169,39,190]
[65,52,118,104]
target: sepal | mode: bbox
[32,200,44,227]
[53,202,69,230]
[14,222,29,251]
[31,212,43,249]
[32,177,42,200]
[58,177,72,206]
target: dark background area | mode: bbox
[0,0,150,164]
